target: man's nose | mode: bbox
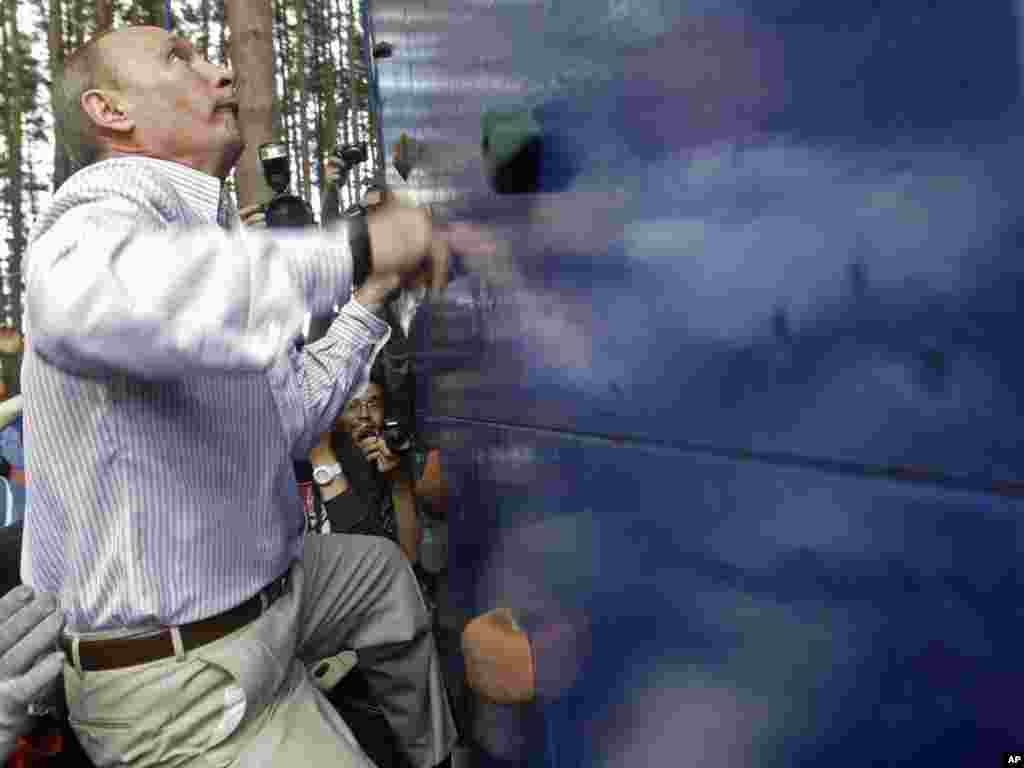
[214,67,234,91]
[201,59,235,91]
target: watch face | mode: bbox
[314,463,341,485]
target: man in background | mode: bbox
[308,360,420,562]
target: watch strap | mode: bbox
[348,214,372,287]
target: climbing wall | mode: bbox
[371,2,1024,765]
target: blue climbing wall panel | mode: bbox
[371,1,1024,765]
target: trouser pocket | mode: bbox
[65,653,248,768]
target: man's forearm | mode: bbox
[297,301,391,452]
[391,472,420,564]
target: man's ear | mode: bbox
[81,90,134,134]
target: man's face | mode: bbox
[336,382,386,440]
[101,27,243,177]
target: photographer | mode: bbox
[307,359,421,567]
[321,144,389,230]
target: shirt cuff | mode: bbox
[338,296,391,339]
[330,298,392,400]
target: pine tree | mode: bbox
[125,0,166,28]
[311,0,332,190]
[95,0,113,33]
[46,0,99,189]
[1,0,28,330]
[295,0,311,202]
[273,0,293,186]
[225,0,275,207]
[200,0,211,60]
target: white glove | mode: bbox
[0,586,64,762]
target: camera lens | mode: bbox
[382,420,410,453]
[337,143,368,170]
[259,142,292,195]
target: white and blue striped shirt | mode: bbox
[21,157,390,632]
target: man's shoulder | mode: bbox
[57,158,186,207]
[31,159,187,243]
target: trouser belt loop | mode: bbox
[71,636,82,675]
[169,626,186,662]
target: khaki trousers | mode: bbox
[64,535,457,768]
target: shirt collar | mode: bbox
[114,158,229,227]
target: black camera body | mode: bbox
[256,141,372,229]
[335,142,368,172]
[258,142,315,228]
[381,419,411,454]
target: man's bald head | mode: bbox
[54,29,126,170]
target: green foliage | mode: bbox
[121,0,166,29]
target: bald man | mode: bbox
[24,26,455,768]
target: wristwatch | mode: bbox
[348,213,372,287]
[313,463,344,486]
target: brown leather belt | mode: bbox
[62,570,291,672]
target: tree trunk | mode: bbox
[5,0,26,331]
[217,3,227,66]
[321,2,338,175]
[312,0,328,187]
[48,0,72,189]
[95,0,112,33]
[347,0,361,199]
[295,0,310,202]
[273,0,296,193]
[334,0,352,203]
[225,0,275,207]
[142,0,163,28]
[200,0,210,60]
[71,0,86,45]
[282,10,302,199]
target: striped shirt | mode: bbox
[21,157,390,633]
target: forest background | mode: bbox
[0,0,384,337]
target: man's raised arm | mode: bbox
[286,205,434,454]
[26,189,352,379]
